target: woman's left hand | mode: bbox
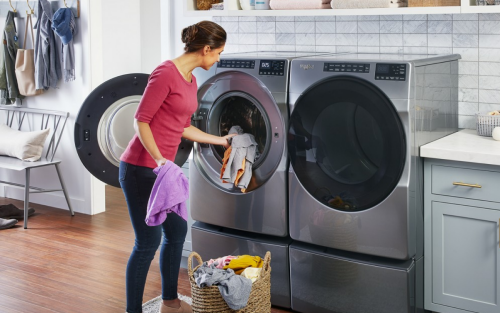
[222,134,237,148]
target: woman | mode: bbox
[119,21,232,313]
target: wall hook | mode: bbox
[26,0,34,15]
[9,0,17,13]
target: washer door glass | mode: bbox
[195,72,285,192]
[288,76,406,212]
[209,92,268,168]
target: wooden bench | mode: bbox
[0,107,74,228]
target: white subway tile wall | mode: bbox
[213,13,500,129]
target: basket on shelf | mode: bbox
[197,0,222,10]
[188,251,272,313]
[408,0,460,6]
[476,113,500,137]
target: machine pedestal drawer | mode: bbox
[191,222,292,308]
[290,242,421,313]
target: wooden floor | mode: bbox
[0,185,294,313]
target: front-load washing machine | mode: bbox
[190,52,331,308]
[287,53,460,313]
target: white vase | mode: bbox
[227,0,242,10]
[240,0,255,10]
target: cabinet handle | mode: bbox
[452,182,482,188]
[498,219,500,249]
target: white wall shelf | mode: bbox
[184,0,500,17]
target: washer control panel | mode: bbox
[375,63,406,81]
[259,60,285,76]
[218,59,255,69]
[323,63,371,73]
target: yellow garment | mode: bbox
[223,255,263,275]
[241,267,262,283]
[220,147,232,183]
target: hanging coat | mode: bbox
[34,0,61,90]
[0,11,23,104]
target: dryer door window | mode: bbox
[288,76,406,212]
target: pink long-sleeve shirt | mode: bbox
[121,60,198,168]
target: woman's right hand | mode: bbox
[222,134,237,149]
[155,157,167,167]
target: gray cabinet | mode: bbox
[424,159,500,313]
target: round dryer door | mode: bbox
[75,74,193,188]
[194,71,285,192]
[289,76,406,212]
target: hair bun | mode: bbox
[182,24,199,45]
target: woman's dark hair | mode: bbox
[181,20,226,53]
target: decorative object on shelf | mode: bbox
[240,0,256,10]
[270,0,332,10]
[255,0,270,10]
[227,0,243,10]
[476,0,500,5]
[198,0,222,10]
[332,0,408,9]
[476,112,500,137]
[408,0,459,6]
[211,2,224,10]
[492,127,500,141]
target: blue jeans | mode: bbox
[119,161,187,313]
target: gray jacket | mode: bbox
[0,11,22,104]
[221,126,258,190]
[34,0,61,90]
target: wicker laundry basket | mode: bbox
[408,0,459,6]
[188,251,272,313]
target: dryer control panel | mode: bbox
[375,63,406,81]
[218,59,255,69]
[323,62,370,73]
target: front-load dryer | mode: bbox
[190,51,331,308]
[287,53,460,313]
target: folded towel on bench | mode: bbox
[270,0,332,10]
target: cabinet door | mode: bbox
[432,201,500,313]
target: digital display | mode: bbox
[376,64,390,73]
[259,60,285,76]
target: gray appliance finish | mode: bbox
[191,222,292,308]
[288,53,460,260]
[190,52,330,309]
[287,53,459,313]
[289,241,422,313]
[191,52,327,237]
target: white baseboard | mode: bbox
[2,185,91,215]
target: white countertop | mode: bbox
[421,129,500,166]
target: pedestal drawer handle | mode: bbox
[452,182,482,188]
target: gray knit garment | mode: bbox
[221,126,258,190]
[194,263,253,310]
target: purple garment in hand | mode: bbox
[145,161,189,226]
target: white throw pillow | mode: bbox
[0,124,50,161]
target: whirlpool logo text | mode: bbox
[300,64,314,70]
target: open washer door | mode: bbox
[193,71,285,193]
[75,74,193,188]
